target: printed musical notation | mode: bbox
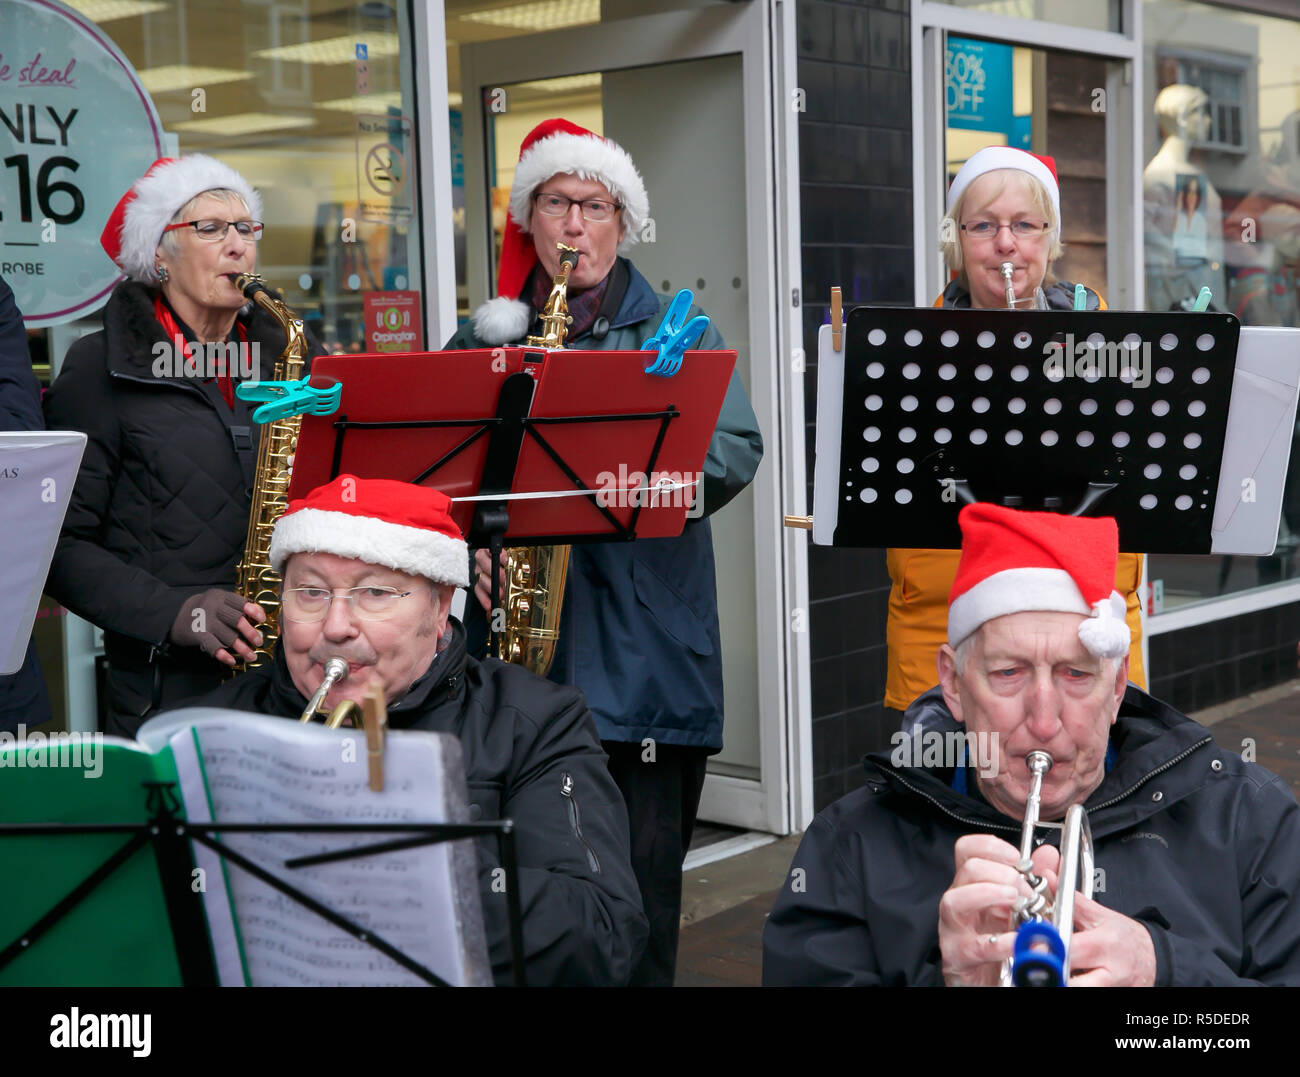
[162,713,486,987]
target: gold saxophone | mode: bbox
[231,271,309,669]
[495,244,579,676]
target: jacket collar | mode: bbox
[869,684,1214,837]
[608,258,661,329]
[262,617,469,725]
[99,278,272,383]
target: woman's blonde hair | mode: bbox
[938,169,1064,290]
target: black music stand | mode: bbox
[812,305,1245,551]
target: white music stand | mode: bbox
[0,431,86,674]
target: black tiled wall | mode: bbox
[1149,603,1300,716]
[798,0,913,812]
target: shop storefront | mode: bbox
[5,0,1298,832]
[3,0,809,836]
[798,0,1300,811]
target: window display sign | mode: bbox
[355,113,413,225]
[945,36,1013,134]
[363,290,422,353]
[0,0,164,327]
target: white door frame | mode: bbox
[910,0,1145,309]
[452,2,807,835]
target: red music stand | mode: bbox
[287,345,737,617]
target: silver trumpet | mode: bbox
[299,657,361,728]
[1000,261,1017,307]
[1000,750,1094,987]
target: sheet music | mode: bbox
[140,708,488,987]
[1211,326,1300,554]
[0,432,86,673]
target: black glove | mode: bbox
[169,589,262,661]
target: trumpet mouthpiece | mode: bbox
[323,657,349,682]
[1026,750,1053,774]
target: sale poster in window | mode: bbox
[0,0,164,326]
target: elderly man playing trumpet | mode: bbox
[764,504,1300,986]
[196,474,648,987]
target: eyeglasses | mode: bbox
[960,219,1053,240]
[533,192,622,223]
[162,218,264,241]
[282,585,421,623]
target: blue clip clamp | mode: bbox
[642,289,709,378]
[236,377,341,425]
[1011,920,1066,987]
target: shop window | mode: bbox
[1143,0,1300,610]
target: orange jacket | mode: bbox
[883,548,1147,710]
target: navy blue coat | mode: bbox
[445,260,763,750]
[0,275,53,732]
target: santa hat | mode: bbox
[100,154,264,284]
[269,475,469,588]
[473,117,650,345]
[946,146,1060,224]
[947,504,1130,659]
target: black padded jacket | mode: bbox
[764,684,1300,986]
[43,280,321,734]
[197,618,649,987]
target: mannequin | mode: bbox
[1144,84,1226,310]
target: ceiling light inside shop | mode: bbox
[62,0,168,21]
[513,73,601,93]
[173,112,314,137]
[316,91,405,113]
[253,33,401,65]
[461,0,599,32]
[140,65,252,94]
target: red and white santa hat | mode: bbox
[473,117,650,345]
[269,475,469,588]
[947,503,1130,659]
[946,146,1060,223]
[100,154,263,285]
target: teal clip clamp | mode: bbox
[1073,284,1087,311]
[236,377,341,424]
[642,289,709,377]
[1193,286,1212,312]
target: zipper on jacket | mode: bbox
[561,772,601,874]
[885,733,1214,836]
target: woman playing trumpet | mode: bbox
[884,147,1147,724]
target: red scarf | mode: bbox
[153,295,247,410]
